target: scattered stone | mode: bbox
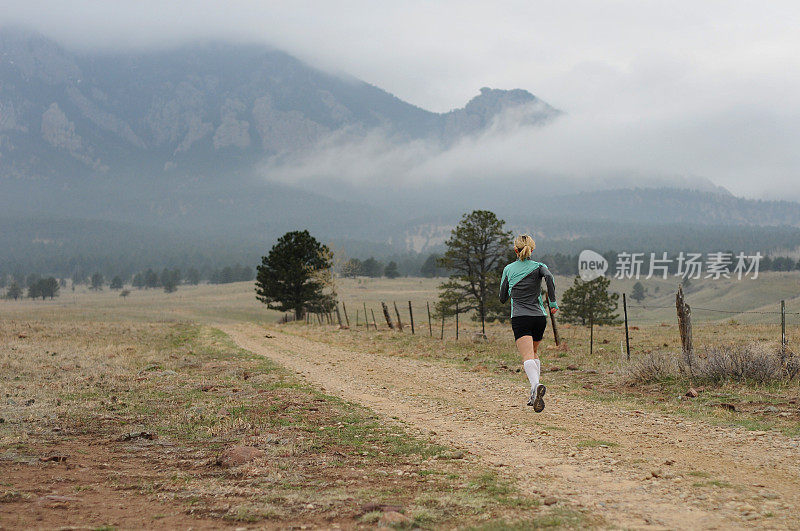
[217,445,265,467]
[116,431,157,442]
[582,384,593,390]
[650,469,662,478]
[41,455,68,463]
[17,333,27,339]
[751,431,768,437]
[361,502,404,514]
[549,367,561,372]
[762,406,779,413]
[42,494,79,502]
[218,408,230,416]
[664,459,675,466]
[715,403,736,412]
[543,497,558,506]
[24,399,35,406]
[437,450,465,460]
[566,365,579,371]
[379,511,411,526]
[264,333,275,338]
[685,388,699,398]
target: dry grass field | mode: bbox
[2,273,800,528]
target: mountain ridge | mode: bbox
[0,27,558,181]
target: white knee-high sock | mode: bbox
[523,359,540,389]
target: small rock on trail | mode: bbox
[217,445,265,467]
[379,511,411,526]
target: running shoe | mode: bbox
[530,384,546,412]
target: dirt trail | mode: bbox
[221,322,800,529]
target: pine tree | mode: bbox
[631,281,646,303]
[384,261,400,279]
[255,230,336,319]
[560,276,620,326]
[437,210,512,334]
[90,272,104,291]
[6,282,22,300]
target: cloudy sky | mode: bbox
[4,1,800,199]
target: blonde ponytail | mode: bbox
[514,234,535,260]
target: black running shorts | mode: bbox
[511,315,548,341]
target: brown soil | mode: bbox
[1,438,235,530]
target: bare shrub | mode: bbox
[696,344,782,384]
[622,351,678,385]
[623,344,800,386]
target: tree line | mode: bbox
[252,211,621,342]
[0,263,256,299]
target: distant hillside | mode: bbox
[0,28,558,181]
[545,188,800,227]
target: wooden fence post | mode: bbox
[335,304,343,326]
[545,292,560,346]
[364,302,370,331]
[342,302,350,327]
[781,299,786,355]
[623,293,630,361]
[371,309,378,330]
[381,302,395,329]
[408,301,415,335]
[427,301,433,337]
[455,302,459,340]
[440,311,445,340]
[393,301,404,331]
[676,285,694,377]
[356,309,359,327]
[589,312,593,356]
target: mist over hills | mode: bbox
[2,27,800,277]
[0,27,558,181]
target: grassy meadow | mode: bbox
[1,272,799,527]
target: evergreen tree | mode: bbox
[132,272,146,289]
[560,276,620,326]
[27,281,41,299]
[90,272,104,291]
[437,210,512,334]
[255,230,336,319]
[110,276,124,290]
[6,282,22,300]
[161,268,180,293]
[631,281,646,303]
[362,257,383,278]
[34,277,59,300]
[384,261,400,279]
[145,269,159,289]
[185,268,201,285]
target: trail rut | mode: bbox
[221,322,800,529]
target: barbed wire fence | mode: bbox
[285,293,798,362]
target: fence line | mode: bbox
[290,297,797,356]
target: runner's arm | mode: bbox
[541,265,558,309]
[499,270,509,303]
